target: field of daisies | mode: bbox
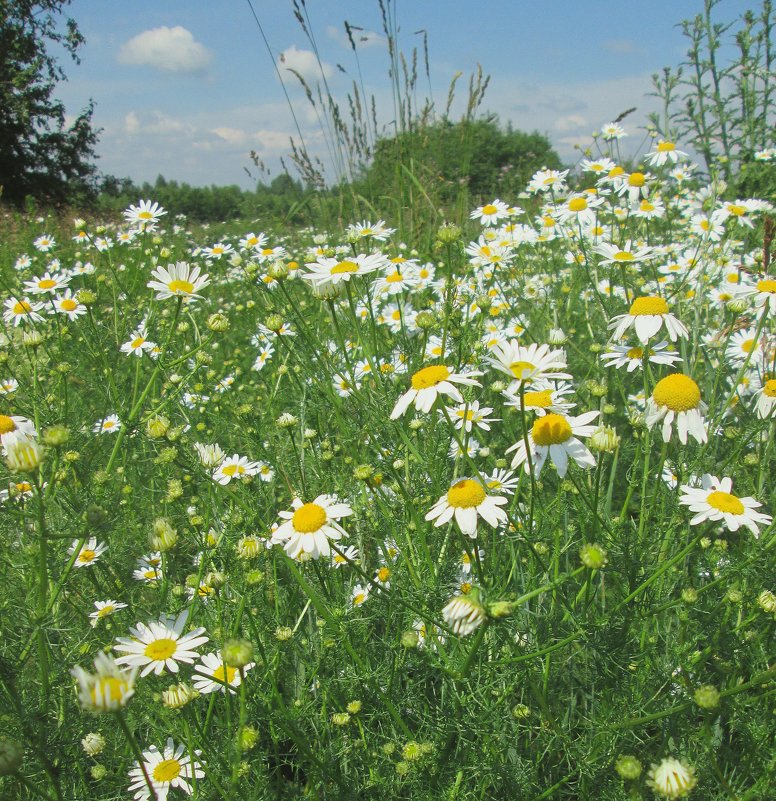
[1,135,775,801]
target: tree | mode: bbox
[0,0,99,205]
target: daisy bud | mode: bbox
[239,726,259,751]
[90,764,107,781]
[145,414,170,439]
[615,755,642,780]
[206,312,230,332]
[511,703,531,720]
[204,570,225,589]
[437,222,461,243]
[681,588,698,605]
[274,627,293,642]
[694,684,720,710]
[5,436,44,472]
[236,535,264,559]
[268,260,289,279]
[486,600,515,619]
[265,314,284,332]
[727,297,749,314]
[149,518,178,552]
[589,425,620,453]
[415,310,435,329]
[81,732,106,756]
[22,330,43,348]
[161,682,198,709]
[221,638,255,667]
[0,738,23,775]
[346,700,362,714]
[276,412,298,428]
[401,630,420,649]
[757,589,776,614]
[331,712,351,726]
[353,464,374,481]
[580,543,608,569]
[73,217,86,229]
[43,425,69,447]
[647,757,696,798]
[548,328,567,345]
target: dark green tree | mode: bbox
[0,0,99,205]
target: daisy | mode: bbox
[3,296,45,326]
[24,271,70,295]
[0,414,37,449]
[442,592,485,636]
[239,231,267,251]
[121,327,157,357]
[470,199,510,226]
[679,475,772,537]
[555,193,605,227]
[425,478,508,538]
[592,240,655,265]
[632,197,666,219]
[485,341,570,390]
[127,738,203,801]
[33,234,56,252]
[350,583,370,608]
[49,290,87,320]
[608,296,688,344]
[331,544,359,568]
[503,381,576,416]
[442,400,498,432]
[271,494,354,560]
[600,122,626,140]
[114,609,208,677]
[93,415,121,434]
[725,328,767,366]
[68,537,108,568]
[482,467,519,495]
[89,599,128,627]
[507,410,600,477]
[645,373,707,444]
[580,157,616,174]
[212,454,261,485]
[644,140,688,167]
[0,378,19,395]
[300,252,387,289]
[194,442,225,469]
[192,652,255,694]
[71,652,137,713]
[202,242,233,260]
[754,375,776,418]
[600,341,683,372]
[124,200,166,230]
[390,364,482,419]
[527,168,569,194]
[147,262,210,301]
[736,275,776,316]
[347,219,395,241]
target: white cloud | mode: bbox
[118,26,212,73]
[278,45,333,84]
[124,110,191,137]
[554,114,588,132]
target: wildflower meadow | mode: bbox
[1,2,775,801]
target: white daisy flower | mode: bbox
[442,592,485,636]
[68,537,108,568]
[301,252,388,289]
[735,275,776,316]
[49,290,86,319]
[390,364,482,419]
[192,652,255,694]
[0,414,37,450]
[0,378,19,395]
[93,414,121,434]
[3,296,45,326]
[470,199,510,226]
[442,400,498,432]
[679,474,772,537]
[507,411,599,477]
[425,478,508,538]
[147,262,210,301]
[89,599,128,627]
[592,240,656,265]
[644,140,688,166]
[645,374,707,445]
[24,271,70,295]
[754,375,776,418]
[33,234,56,252]
[127,738,203,801]
[503,381,576,416]
[271,494,354,560]
[350,583,370,608]
[212,454,261,485]
[121,327,157,357]
[114,610,209,677]
[482,467,519,495]
[194,442,225,469]
[608,296,688,344]
[485,341,570,390]
[71,652,137,713]
[600,341,682,372]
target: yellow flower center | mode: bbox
[386,272,403,283]
[152,759,182,783]
[532,414,573,445]
[652,374,701,412]
[626,347,644,359]
[376,566,391,582]
[446,479,486,509]
[568,197,588,212]
[411,365,450,389]
[614,251,636,261]
[167,279,194,294]
[509,360,535,379]
[741,338,756,354]
[330,260,359,274]
[756,279,776,294]
[15,482,32,492]
[460,581,472,594]
[212,664,237,685]
[144,638,177,661]
[523,389,553,408]
[706,490,744,515]
[481,204,497,215]
[727,204,746,216]
[103,421,115,429]
[138,210,154,220]
[91,677,130,707]
[78,550,96,563]
[221,464,238,477]
[212,246,224,254]
[131,337,145,349]
[60,299,78,312]
[763,379,776,397]
[97,605,115,618]
[352,592,366,606]
[13,301,32,315]
[639,200,655,212]
[629,296,669,316]
[0,415,17,434]
[38,279,57,289]
[292,502,327,533]
[628,172,646,187]
[608,166,625,177]
[657,141,675,152]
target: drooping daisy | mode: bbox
[89,599,128,627]
[212,454,261,485]
[147,262,210,301]
[679,475,772,537]
[124,200,167,230]
[68,537,108,568]
[485,341,570,390]
[127,738,203,801]
[600,341,683,372]
[442,592,485,636]
[645,373,707,444]
[271,494,354,560]
[646,756,696,799]
[507,411,600,477]
[71,652,137,713]
[609,296,688,344]
[331,544,359,568]
[425,478,508,538]
[93,415,121,434]
[0,378,19,395]
[3,296,45,326]
[442,400,498,432]
[114,610,209,677]
[390,364,482,419]
[194,442,225,469]
[192,652,255,694]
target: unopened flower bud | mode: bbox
[580,543,607,569]
[221,638,254,667]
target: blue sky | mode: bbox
[55,0,754,188]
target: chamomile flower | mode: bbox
[271,494,354,560]
[114,609,208,677]
[600,341,682,372]
[301,253,387,290]
[470,199,510,225]
[425,478,508,538]
[192,652,255,694]
[679,475,772,537]
[645,374,707,444]
[49,290,87,319]
[332,544,359,568]
[503,381,576,416]
[348,219,395,241]
[147,262,210,301]
[0,378,19,395]
[442,592,485,636]
[601,122,627,140]
[202,242,232,260]
[644,140,688,166]
[483,467,519,495]
[3,296,45,326]
[350,583,370,608]
[507,411,600,477]
[0,414,37,449]
[609,296,688,344]
[33,234,56,252]
[89,599,128,627]
[593,240,655,265]
[555,193,605,227]
[735,275,776,316]
[485,341,570,390]
[239,231,267,251]
[93,415,121,434]
[443,400,498,432]
[24,271,70,295]
[212,454,261,485]
[124,200,167,230]
[194,442,225,469]
[121,327,157,357]
[68,537,108,568]
[725,328,767,366]
[754,375,776,418]
[127,738,203,801]
[71,652,137,713]
[390,365,482,419]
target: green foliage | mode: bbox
[0,0,99,206]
